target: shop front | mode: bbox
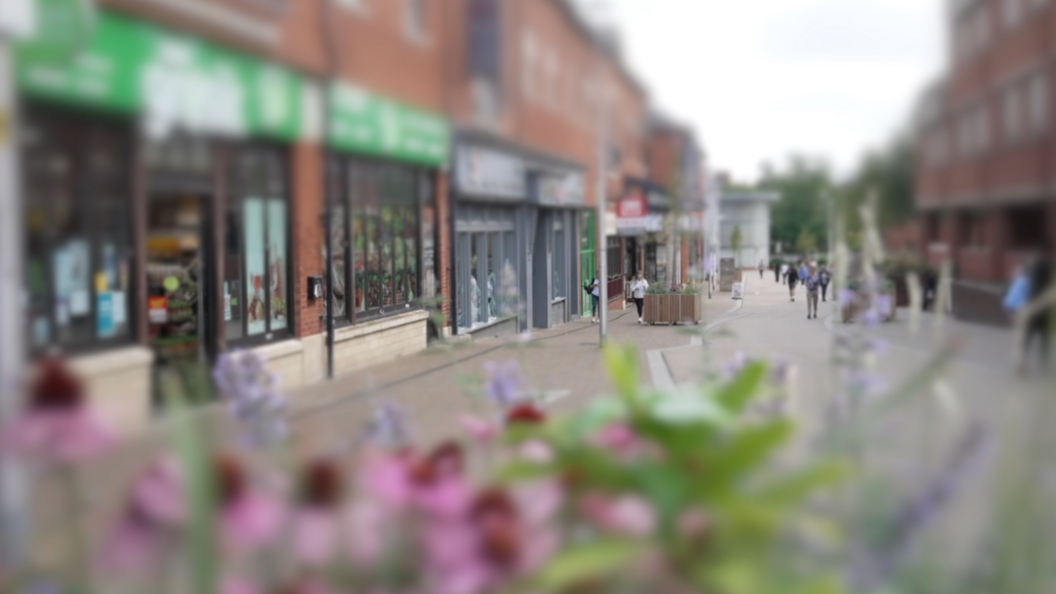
[323,83,449,376]
[615,183,666,290]
[16,10,308,429]
[452,134,585,337]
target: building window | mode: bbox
[606,237,621,280]
[1007,205,1047,249]
[227,145,291,343]
[1004,0,1023,27]
[521,30,537,102]
[974,105,989,153]
[405,0,428,42]
[22,108,135,354]
[335,0,368,12]
[455,205,518,331]
[959,210,987,248]
[1004,84,1023,142]
[330,161,429,322]
[1028,72,1048,134]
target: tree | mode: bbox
[758,155,833,258]
[795,227,818,257]
[837,133,917,250]
[731,224,743,267]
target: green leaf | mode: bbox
[536,540,643,591]
[698,421,794,493]
[756,461,851,505]
[604,344,640,401]
[716,361,768,413]
[649,387,734,426]
[167,387,219,594]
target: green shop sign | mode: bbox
[15,8,305,141]
[329,83,450,167]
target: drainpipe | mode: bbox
[318,0,342,379]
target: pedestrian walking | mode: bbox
[780,263,789,285]
[1017,254,1054,373]
[773,261,781,283]
[787,265,800,302]
[1003,263,1031,321]
[805,266,820,319]
[819,264,832,302]
[585,277,601,323]
[758,260,765,279]
[630,272,649,324]
[799,262,809,285]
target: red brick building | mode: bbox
[13,0,704,428]
[916,0,1056,285]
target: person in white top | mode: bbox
[630,271,649,324]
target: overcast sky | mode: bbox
[582,0,946,182]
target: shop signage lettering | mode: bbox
[456,145,527,199]
[15,10,305,141]
[537,172,585,207]
[329,83,450,167]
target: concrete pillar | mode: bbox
[0,36,28,566]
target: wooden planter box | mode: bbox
[643,293,702,325]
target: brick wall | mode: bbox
[292,142,325,338]
[437,171,453,328]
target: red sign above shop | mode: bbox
[617,191,647,218]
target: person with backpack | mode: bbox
[787,264,800,302]
[584,277,601,323]
[805,266,821,319]
[819,264,832,302]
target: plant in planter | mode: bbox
[643,283,703,325]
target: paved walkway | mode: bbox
[287,293,739,449]
[288,273,1055,575]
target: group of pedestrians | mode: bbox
[769,260,831,318]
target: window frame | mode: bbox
[329,155,435,325]
[225,142,294,348]
[21,103,138,356]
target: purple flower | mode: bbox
[366,400,411,449]
[725,351,748,379]
[839,289,857,308]
[213,351,287,447]
[842,370,887,398]
[483,360,526,408]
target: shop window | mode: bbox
[455,205,518,331]
[606,237,621,279]
[554,220,566,300]
[22,108,135,354]
[227,145,290,343]
[330,159,433,323]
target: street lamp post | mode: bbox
[596,85,608,345]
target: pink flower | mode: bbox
[223,577,333,594]
[1,357,116,463]
[594,423,638,453]
[460,414,500,443]
[214,454,285,554]
[359,442,472,519]
[100,458,185,573]
[581,494,657,537]
[518,440,553,464]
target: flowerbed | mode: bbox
[0,347,845,594]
